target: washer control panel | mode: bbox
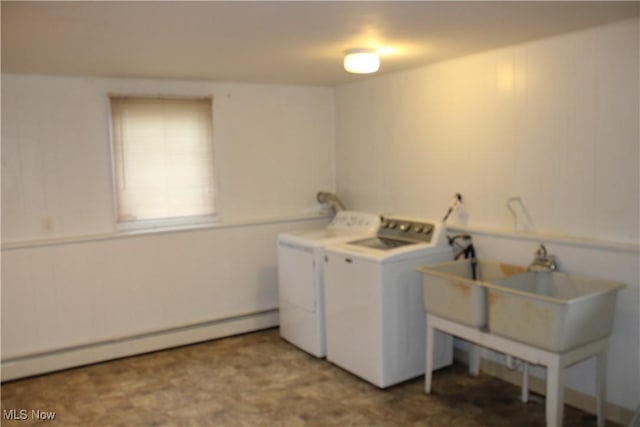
[379,217,435,243]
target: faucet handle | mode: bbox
[529,243,557,271]
[535,244,547,257]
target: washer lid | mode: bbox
[349,237,418,251]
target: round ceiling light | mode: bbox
[344,48,380,74]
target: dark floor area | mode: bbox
[1,328,620,426]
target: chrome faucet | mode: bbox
[528,244,557,272]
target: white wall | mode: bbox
[2,75,335,241]
[1,75,334,371]
[335,18,639,414]
[1,220,326,360]
[336,18,639,245]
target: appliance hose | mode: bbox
[317,191,346,213]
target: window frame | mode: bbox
[107,94,218,231]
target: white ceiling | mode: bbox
[2,1,638,87]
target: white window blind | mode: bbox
[110,96,216,225]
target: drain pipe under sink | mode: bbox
[506,354,530,403]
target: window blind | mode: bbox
[110,96,215,223]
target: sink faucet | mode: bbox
[528,244,557,272]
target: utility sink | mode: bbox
[418,260,527,328]
[487,272,625,352]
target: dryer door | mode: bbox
[277,242,317,313]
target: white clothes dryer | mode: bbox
[277,211,381,357]
[324,216,454,388]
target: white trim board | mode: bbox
[1,310,279,382]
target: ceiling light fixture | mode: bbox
[344,48,380,74]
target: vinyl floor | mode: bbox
[1,328,621,427]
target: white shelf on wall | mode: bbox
[1,211,332,251]
[446,224,639,255]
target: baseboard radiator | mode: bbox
[1,309,279,382]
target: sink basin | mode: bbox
[418,260,527,328]
[487,272,625,352]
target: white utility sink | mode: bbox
[487,271,625,352]
[418,260,527,328]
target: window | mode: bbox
[109,96,216,228]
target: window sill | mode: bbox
[116,215,218,232]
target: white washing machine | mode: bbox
[277,211,381,357]
[324,216,454,388]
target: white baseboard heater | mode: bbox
[1,309,279,382]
